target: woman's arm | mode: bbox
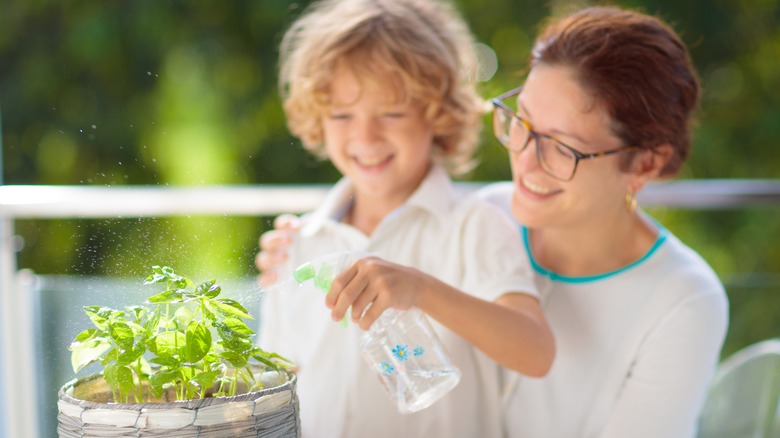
[598,292,728,438]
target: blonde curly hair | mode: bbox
[278,0,485,175]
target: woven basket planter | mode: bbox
[57,370,300,437]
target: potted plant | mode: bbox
[57,265,299,437]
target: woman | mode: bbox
[480,6,728,437]
[258,5,728,437]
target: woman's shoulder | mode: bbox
[472,181,514,215]
[644,228,727,306]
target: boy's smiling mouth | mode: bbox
[353,154,394,170]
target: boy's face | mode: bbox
[322,64,434,211]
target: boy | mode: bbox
[259,1,554,436]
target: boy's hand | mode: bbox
[325,257,427,330]
[255,214,301,288]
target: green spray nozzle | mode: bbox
[292,252,357,327]
[292,262,316,284]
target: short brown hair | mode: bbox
[532,6,700,177]
[278,0,484,175]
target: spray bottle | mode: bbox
[289,252,461,414]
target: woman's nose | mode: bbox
[511,135,541,172]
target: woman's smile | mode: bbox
[518,177,560,197]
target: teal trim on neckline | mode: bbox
[521,225,668,283]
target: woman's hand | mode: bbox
[325,257,428,330]
[255,214,301,288]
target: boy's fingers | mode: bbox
[255,250,288,272]
[327,268,365,321]
[358,296,388,331]
[274,214,301,232]
[260,230,293,253]
[350,284,378,323]
[324,264,357,309]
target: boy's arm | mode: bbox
[326,258,555,377]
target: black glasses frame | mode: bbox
[491,87,637,181]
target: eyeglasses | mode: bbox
[491,87,637,181]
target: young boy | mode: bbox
[259,1,554,437]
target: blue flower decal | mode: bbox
[392,345,409,361]
[413,346,424,357]
[381,361,395,374]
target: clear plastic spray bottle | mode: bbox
[290,252,461,414]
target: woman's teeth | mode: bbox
[523,179,556,195]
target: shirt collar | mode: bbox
[300,164,457,237]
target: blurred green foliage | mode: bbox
[1,0,779,357]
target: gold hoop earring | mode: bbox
[625,191,637,213]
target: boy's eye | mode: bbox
[382,112,406,118]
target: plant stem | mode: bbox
[134,359,143,403]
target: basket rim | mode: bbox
[58,369,297,411]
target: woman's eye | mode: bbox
[329,113,350,120]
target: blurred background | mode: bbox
[0,0,778,436]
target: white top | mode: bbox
[259,167,537,438]
[478,182,729,438]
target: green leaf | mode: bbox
[83,306,114,330]
[223,317,255,337]
[117,342,146,366]
[70,339,111,373]
[124,320,146,335]
[252,354,280,371]
[191,370,220,391]
[182,322,211,363]
[179,366,195,382]
[126,305,148,322]
[219,351,248,368]
[153,331,186,356]
[149,369,181,398]
[195,280,221,298]
[147,289,184,304]
[104,365,135,399]
[216,324,254,352]
[239,368,255,389]
[72,328,100,344]
[109,321,135,350]
[212,299,252,319]
[148,356,180,367]
[144,310,161,334]
[173,306,194,330]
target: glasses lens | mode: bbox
[537,138,577,180]
[493,107,512,146]
[493,107,533,153]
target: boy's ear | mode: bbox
[627,144,673,192]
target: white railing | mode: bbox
[1,180,779,438]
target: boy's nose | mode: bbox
[353,117,382,144]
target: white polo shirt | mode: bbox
[259,166,537,438]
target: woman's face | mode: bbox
[507,64,633,229]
